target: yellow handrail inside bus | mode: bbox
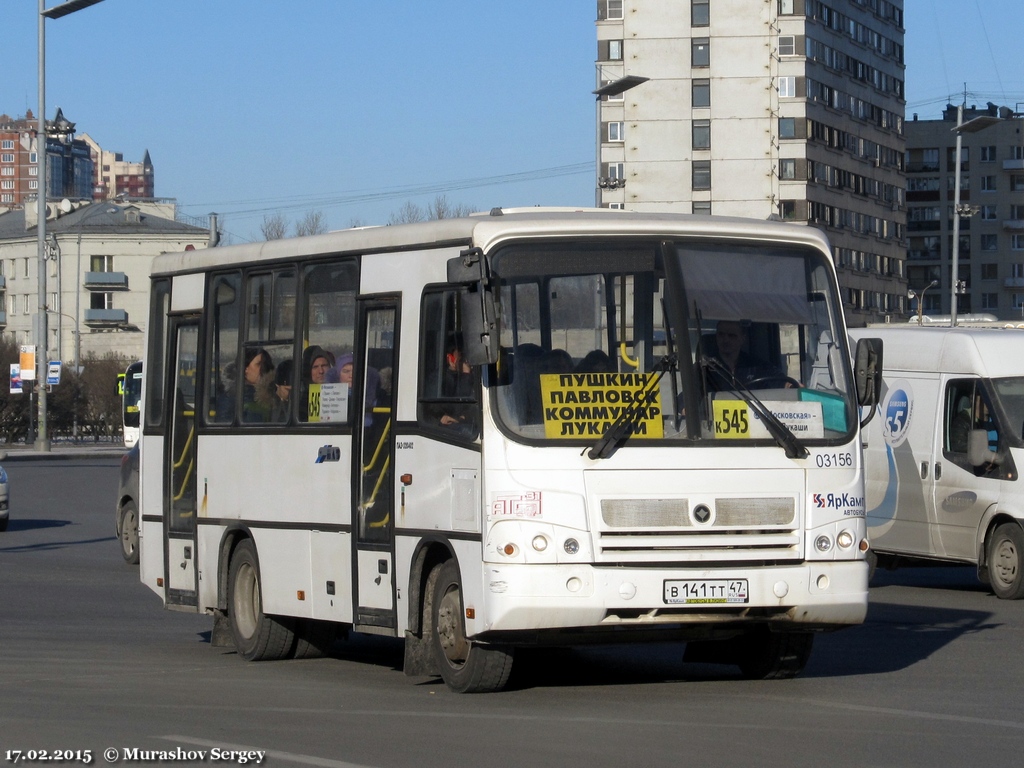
[619,342,640,369]
[362,417,391,473]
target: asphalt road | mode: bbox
[2,457,1023,768]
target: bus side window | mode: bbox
[418,289,479,440]
[205,272,242,426]
[299,260,358,424]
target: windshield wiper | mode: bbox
[586,354,676,460]
[703,357,809,460]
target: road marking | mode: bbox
[162,736,375,768]
[763,696,1024,731]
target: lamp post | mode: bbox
[908,279,939,325]
[949,104,1002,327]
[35,0,106,452]
[593,72,649,207]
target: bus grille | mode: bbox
[597,497,801,562]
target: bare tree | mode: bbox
[260,213,289,241]
[389,201,425,225]
[295,209,328,237]
[426,194,474,220]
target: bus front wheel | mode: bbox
[987,523,1024,600]
[429,559,513,693]
[227,539,295,661]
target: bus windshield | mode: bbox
[490,238,854,447]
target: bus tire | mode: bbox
[736,628,814,680]
[118,501,140,565]
[227,539,295,661]
[987,523,1024,599]
[429,559,513,693]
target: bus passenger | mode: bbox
[271,359,293,422]
[705,320,786,391]
[242,348,274,423]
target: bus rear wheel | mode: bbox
[227,540,295,661]
[429,559,513,693]
[987,523,1024,600]
[736,627,814,680]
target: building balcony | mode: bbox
[83,308,129,327]
[0,310,6,328]
[1003,277,1024,289]
[1002,159,1024,171]
[1003,219,1024,231]
[83,271,129,291]
[0,276,5,290]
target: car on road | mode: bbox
[0,464,8,532]
[116,444,139,563]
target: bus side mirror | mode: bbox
[854,337,883,427]
[449,248,498,366]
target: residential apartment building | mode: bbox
[905,103,1024,321]
[595,0,907,325]
[0,108,93,210]
[80,133,155,201]
[0,200,214,363]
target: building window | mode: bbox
[692,201,712,215]
[607,122,624,142]
[981,205,998,221]
[599,0,623,20]
[981,175,997,192]
[0,140,13,150]
[691,38,709,68]
[692,119,711,150]
[779,0,796,14]
[981,234,999,251]
[0,154,14,164]
[981,146,997,162]
[982,293,998,310]
[692,161,711,190]
[1013,235,1024,251]
[778,76,796,98]
[981,263,998,280]
[1013,176,1024,192]
[91,255,114,272]
[778,36,796,56]
[947,146,969,170]
[780,159,797,179]
[692,0,709,26]
[609,39,623,60]
[779,118,797,139]
[29,152,36,163]
[780,200,798,220]
[23,294,31,314]
[692,79,711,108]
[0,180,12,190]
[1,167,12,176]
[1013,147,1024,161]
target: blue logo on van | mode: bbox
[882,382,913,447]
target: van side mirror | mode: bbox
[854,337,883,428]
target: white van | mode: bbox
[849,326,1024,598]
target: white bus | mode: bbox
[138,209,882,691]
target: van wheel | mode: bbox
[118,502,140,565]
[430,559,513,693]
[227,540,295,660]
[987,523,1024,599]
[736,628,814,680]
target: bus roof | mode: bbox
[850,326,1024,378]
[149,208,834,277]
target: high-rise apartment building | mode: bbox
[80,133,155,200]
[0,108,93,210]
[595,0,906,325]
[905,103,1024,322]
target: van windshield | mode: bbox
[488,238,856,447]
[990,377,1024,448]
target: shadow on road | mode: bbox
[2,518,74,533]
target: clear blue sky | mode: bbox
[3,1,1024,243]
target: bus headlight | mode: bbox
[837,530,855,549]
[814,535,833,553]
[532,535,549,552]
[563,538,580,555]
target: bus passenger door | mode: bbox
[353,298,399,631]
[165,320,200,608]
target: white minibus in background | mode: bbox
[851,326,1024,598]
[138,209,881,691]
[121,360,143,448]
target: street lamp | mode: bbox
[908,279,939,325]
[950,105,1002,327]
[35,0,106,452]
[594,73,649,207]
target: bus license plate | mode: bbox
[664,579,749,605]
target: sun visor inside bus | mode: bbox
[490,248,655,278]
[678,249,814,324]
